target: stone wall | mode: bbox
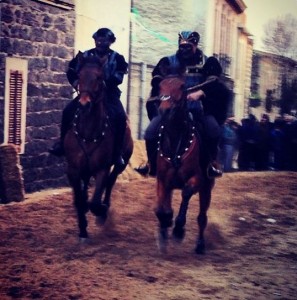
[0,0,210,194]
[0,0,75,193]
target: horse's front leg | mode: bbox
[155,180,173,254]
[196,180,213,254]
[172,184,195,241]
[102,163,125,208]
[89,169,109,223]
[68,172,89,240]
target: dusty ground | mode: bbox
[0,141,297,300]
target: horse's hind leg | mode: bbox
[102,165,122,208]
[173,186,194,241]
[196,182,212,254]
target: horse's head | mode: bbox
[77,54,107,106]
[158,76,186,117]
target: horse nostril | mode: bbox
[79,94,91,106]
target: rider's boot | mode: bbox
[48,119,68,157]
[113,119,126,169]
[206,138,223,179]
[48,99,78,157]
[134,138,158,176]
[207,161,223,178]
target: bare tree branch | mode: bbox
[262,14,297,60]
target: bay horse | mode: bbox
[64,54,133,240]
[155,76,215,254]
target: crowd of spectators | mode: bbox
[218,113,297,172]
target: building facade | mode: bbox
[129,0,252,131]
[0,0,76,193]
[250,50,297,120]
[0,0,253,193]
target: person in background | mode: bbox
[219,118,239,172]
[48,28,128,168]
[255,113,272,170]
[270,117,286,170]
[237,114,259,171]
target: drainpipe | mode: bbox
[138,62,146,139]
[126,0,134,116]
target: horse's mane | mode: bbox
[78,55,105,71]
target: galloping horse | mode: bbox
[155,76,215,254]
[64,54,133,240]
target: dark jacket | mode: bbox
[66,48,128,100]
[150,49,206,97]
[148,51,230,125]
[200,76,232,125]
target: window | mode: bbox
[4,57,28,154]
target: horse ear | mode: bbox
[76,51,84,65]
[180,83,186,92]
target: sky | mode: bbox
[244,0,297,50]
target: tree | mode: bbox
[262,14,297,60]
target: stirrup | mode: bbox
[134,164,150,176]
[207,164,223,179]
[114,155,125,168]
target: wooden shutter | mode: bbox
[8,70,23,146]
[5,57,28,154]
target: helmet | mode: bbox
[92,28,116,43]
[178,31,200,46]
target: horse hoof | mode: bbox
[89,203,108,218]
[195,240,205,255]
[156,229,168,254]
[96,215,107,226]
[172,226,185,241]
[79,237,88,244]
[78,231,89,243]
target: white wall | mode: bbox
[74,0,131,108]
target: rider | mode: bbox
[134,30,231,178]
[48,28,128,168]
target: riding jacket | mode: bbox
[144,49,231,140]
[150,48,207,97]
[66,48,128,101]
[146,49,207,121]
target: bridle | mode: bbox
[158,79,197,168]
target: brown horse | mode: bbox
[64,54,133,240]
[155,76,215,254]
